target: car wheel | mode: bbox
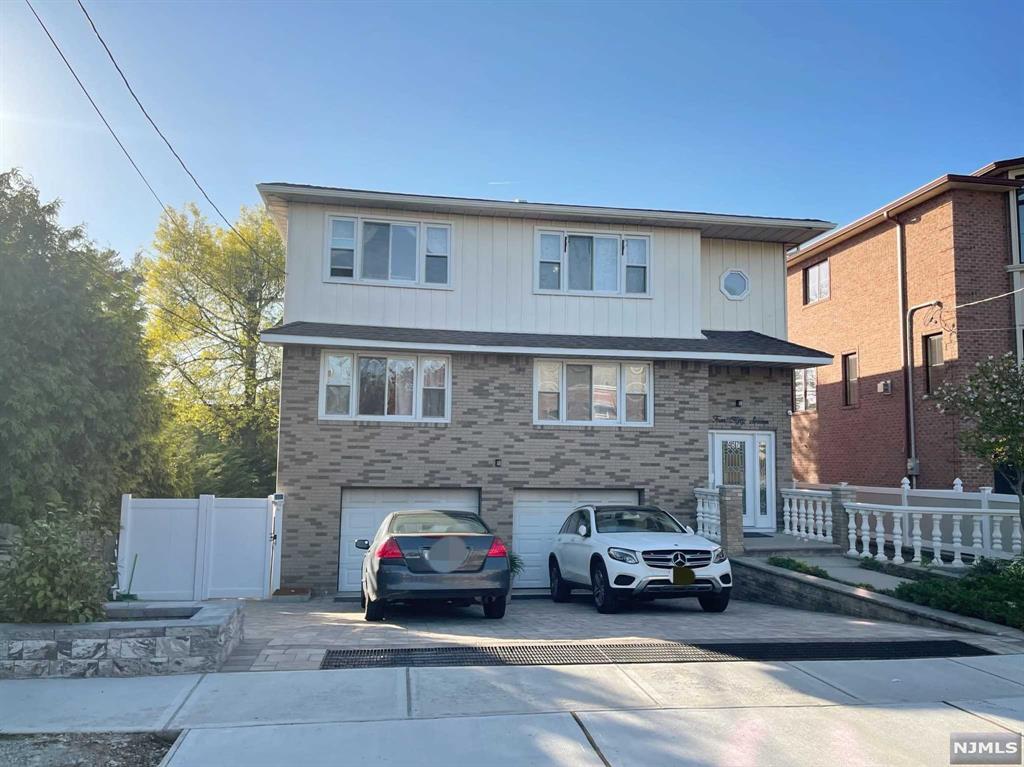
[698,589,731,613]
[364,594,386,622]
[482,596,507,619]
[549,560,572,603]
[591,560,620,614]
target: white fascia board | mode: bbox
[260,332,832,366]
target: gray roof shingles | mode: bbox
[261,322,831,362]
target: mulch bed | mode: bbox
[0,732,178,767]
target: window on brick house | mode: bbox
[319,351,450,421]
[803,260,830,305]
[924,333,944,395]
[842,352,859,406]
[792,367,817,412]
[534,360,652,426]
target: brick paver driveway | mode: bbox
[224,596,994,672]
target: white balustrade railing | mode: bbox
[694,488,721,542]
[844,500,1021,567]
[781,488,833,542]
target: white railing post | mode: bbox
[873,511,888,561]
[980,487,993,554]
[952,477,963,493]
[1012,517,1022,556]
[696,496,705,536]
[116,493,132,597]
[931,512,944,566]
[951,514,964,568]
[971,515,984,562]
[847,509,858,556]
[194,494,215,600]
[891,513,905,564]
[900,477,911,505]
[824,498,834,544]
[911,513,923,563]
[783,493,792,535]
[813,500,824,541]
[860,508,872,558]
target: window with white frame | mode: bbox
[534,360,652,425]
[792,367,817,412]
[535,230,650,295]
[325,216,451,287]
[320,351,451,421]
[803,260,830,305]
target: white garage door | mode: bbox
[512,489,640,588]
[338,488,479,592]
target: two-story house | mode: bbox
[258,184,833,592]
[787,157,1024,492]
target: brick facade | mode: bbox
[277,346,793,591]
[788,187,1017,490]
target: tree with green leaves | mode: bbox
[0,170,161,525]
[141,204,284,497]
[936,353,1024,529]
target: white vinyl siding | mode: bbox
[533,359,652,426]
[319,350,450,422]
[701,238,787,338]
[324,214,452,288]
[534,229,651,297]
[288,204,703,338]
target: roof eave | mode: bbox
[257,183,835,246]
[787,174,1024,267]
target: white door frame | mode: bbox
[708,430,776,531]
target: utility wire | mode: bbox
[75,0,284,277]
[24,0,170,216]
[955,285,1024,310]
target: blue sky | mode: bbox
[2,0,1021,260]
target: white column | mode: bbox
[874,511,889,561]
[782,494,792,535]
[971,515,985,561]
[951,514,964,568]
[847,510,858,557]
[891,513,905,564]
[1012,517,1022,556]
[696,496,705,536]
[860,508,872,558]
[911,513,923,563]
[824,500,834,544]
[952,477,963,493]
[116,494,132,596]
[931,512,944,566]
[813,500,824,541]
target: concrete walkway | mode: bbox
[2,654,1023,765]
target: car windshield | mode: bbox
[389,511,488,535]
[594,507,684,534]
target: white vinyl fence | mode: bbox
[117,494,283,601]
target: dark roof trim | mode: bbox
[788,174,1024,267]
[260,322,832,366]
[257,183,835,246]
[972,156,1024,178]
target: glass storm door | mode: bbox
[710,432,775,530]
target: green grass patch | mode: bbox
[766,556,831,579]
[891,558,1024,630]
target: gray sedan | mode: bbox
[356,510,511,621]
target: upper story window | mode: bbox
[535,230,650,296]
[924,333,944,394]
[319,350,450,422]
[534,359,652,426]
[720,269,751,300]
[803,260,830,305]
[792,367,817,412]
[325,215,451,287]
[1014,174,1024,264]
[842,352,859,406]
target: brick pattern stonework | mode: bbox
[277,346,793,591]
[788,188,1016,490]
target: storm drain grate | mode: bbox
[320,639,990,669]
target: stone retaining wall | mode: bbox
[0,601,244,679]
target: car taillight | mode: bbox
[376,537,404,559]
[486,537,508,558]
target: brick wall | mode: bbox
[787,188,1015,490]
[276,347,792,590]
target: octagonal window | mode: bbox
[720,269,750,300]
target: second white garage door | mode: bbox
[338,488,480,592]
[512,489,640,588]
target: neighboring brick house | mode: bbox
[787,157,1024,492]
[258,184,833,592]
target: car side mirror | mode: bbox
[577,524,588,538]
[354,538,370,550]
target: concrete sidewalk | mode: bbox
[2,654,1022,764]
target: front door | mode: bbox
[709,431,775,531]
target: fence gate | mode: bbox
[116,494,283,601]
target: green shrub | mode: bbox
[508,552,525,580]
[766,556,831,579]
[892,558,1024,629]
[0,508,110,623]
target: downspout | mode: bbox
[905,299,942,488]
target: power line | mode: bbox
[75,0,285,277]
[955,285,1024,310]
[24,0,170,216]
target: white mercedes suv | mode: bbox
[548,504,732,614]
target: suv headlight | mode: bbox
[607,547,639,564]
[711,547,727,564]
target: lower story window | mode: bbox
[534,359,652,426]
[320,351,450,421]
[792,367,817,412]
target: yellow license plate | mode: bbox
[671,566,696,586]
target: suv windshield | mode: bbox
[389,511,488,535]
[594,507,684,534]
